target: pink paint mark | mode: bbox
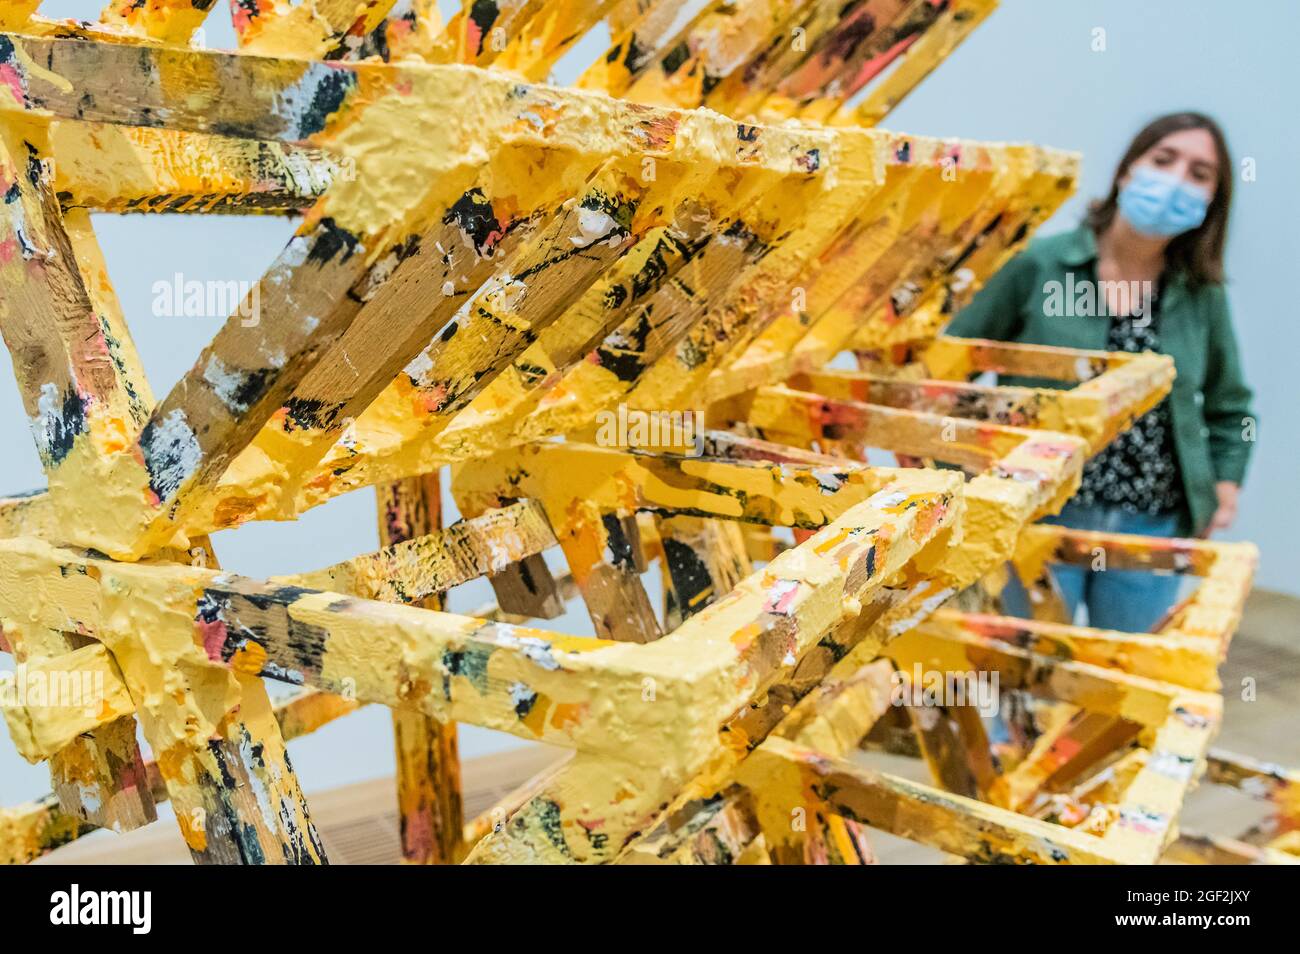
[195,618,229,661]
[402,811,434,858]
[465,22,484,58]
[1050,736,1084,764]
[231,0,272,36]
[1020,440,1080,459]
[0,237,17,266]
[1119,809,1167,834]
[0,64,25,106]
[763,579,801,615]
[990,465,1046,486]
[412,383,450,415]
[846,35,919,96]
[480,222,507,253]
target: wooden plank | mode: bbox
[465,470,961,862]
[744,736,1118,865]
[281,499,555,603]
[657,515,750,629]
[375,473,465,865]
[231,0,400,58]
[100,0,217,41]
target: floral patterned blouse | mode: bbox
[1075,278,1186,516]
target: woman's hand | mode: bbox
[1202,481,1240,537]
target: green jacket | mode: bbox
[944,225,1256,535]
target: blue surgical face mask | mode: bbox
[1117,165,1211,238]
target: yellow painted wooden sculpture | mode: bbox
[0,0,1292,866]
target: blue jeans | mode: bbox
[1002,501,1184,633]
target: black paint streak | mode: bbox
[663,538,714,621]
[283,396,347,431]
[223,365,274,415]
[443,189,504,256]
[524,798,573,857]
[38,385,89,467]
[660,41,690,75]
[306,217,361,266]
[600,512,638,570]
[296,67,358,138]
[595,307,653,382]
[468,0,501,56]
[513,686,538,719]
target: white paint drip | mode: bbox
[30,381,64,461]
[570,207,619,249]
[491,626,562,671]
[509,681,537,711]
[482,272,528,313]
[145,408,203,500]
[888,586,956,636]
[203,354,253,414]
[404,347,435,386]
[867,489,908,510]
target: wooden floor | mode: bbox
[37,589,1300,865]
[1178,588,1300,839]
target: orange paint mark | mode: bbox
[813,527,851,555]
[550,701,586,731]
[878,493,933,515]
[229,639,268,675]
[177,808,208,851]
[720,724,751,759]
[1048,735,1083,767]
[412,383,450,415]
[92,415,132,455]
[521,691,551,736]
[560,505,603,586]
[548,634,616,654]
[213,494,268,529]
[729,621,762,653]
[230,0,274,37]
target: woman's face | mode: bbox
[1121,128,1220,201]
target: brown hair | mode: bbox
[1086,111,1233,288]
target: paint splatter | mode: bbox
[30,382,88,466]
[139,408,203,503]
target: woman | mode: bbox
[945,112,1256,633]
